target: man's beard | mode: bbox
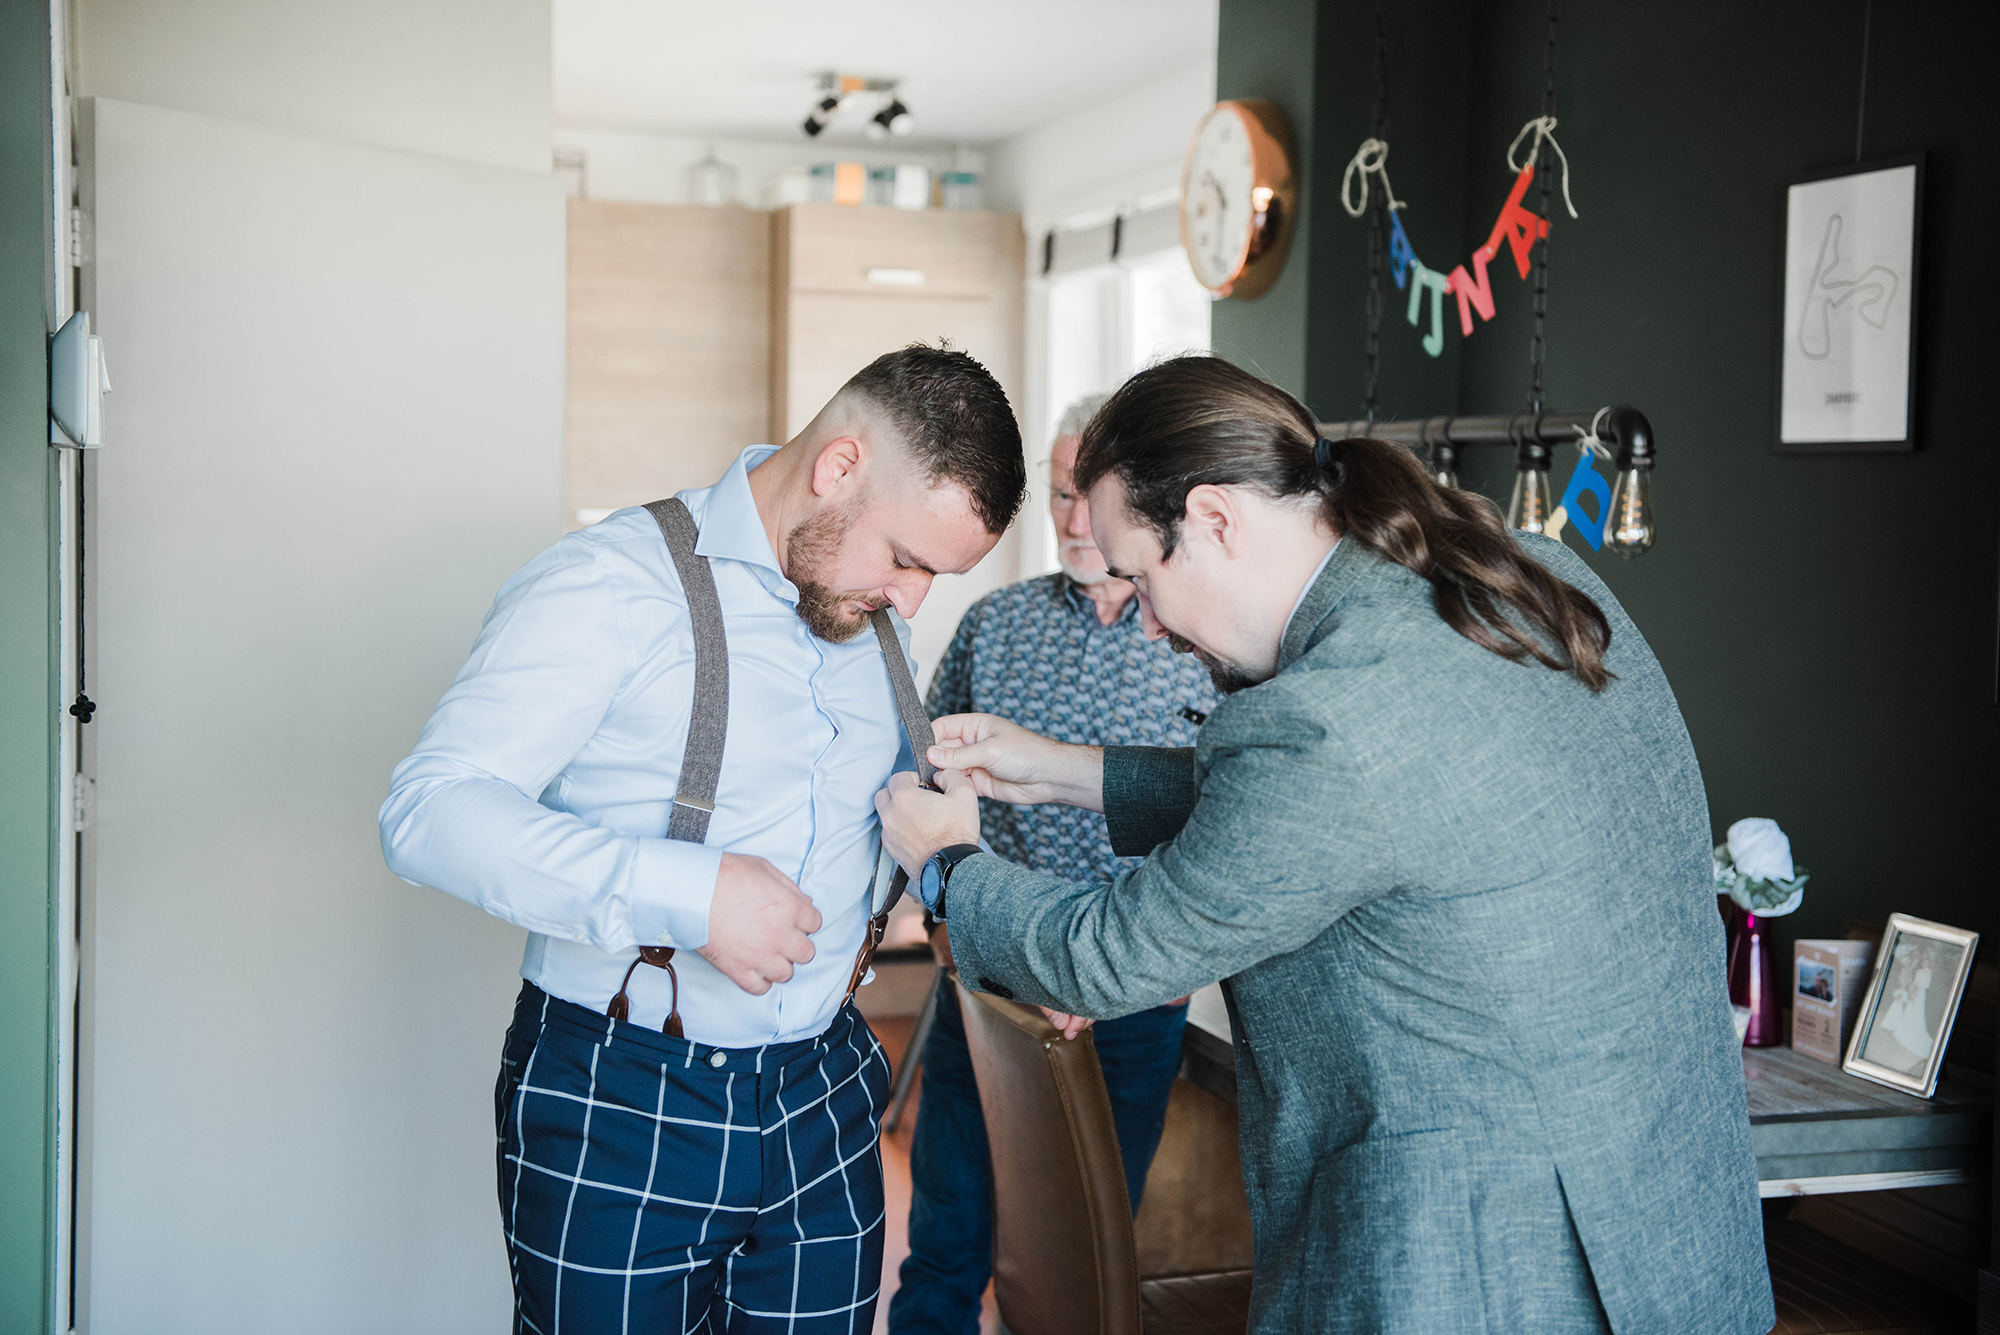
[786,505,882,643]
[1168,632,1261,695]
[1058,541,1111,587]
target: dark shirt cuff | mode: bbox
[1101,745,1200,857]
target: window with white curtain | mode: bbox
[1039,205,1212,570]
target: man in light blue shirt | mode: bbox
[381,346,1024,1334]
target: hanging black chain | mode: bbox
[1527,0,1560,417]
[69,450,95,725]
[1362,11,1390,427]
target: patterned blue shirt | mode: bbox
[925,574,1221,882]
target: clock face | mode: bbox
[1182,105,1258,292]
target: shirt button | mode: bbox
[708,1050,727,1069]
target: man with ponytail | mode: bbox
[875,356,1773,1334]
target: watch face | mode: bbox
[920,856,944,912]
[1182,105,1257,292]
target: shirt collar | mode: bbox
[1282,541,1339,639]
[691,445,785,575]
[1277,537,1384,673]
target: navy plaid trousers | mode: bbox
[496,982,891,1334]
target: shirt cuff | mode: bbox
[628,837,724,951]
[1102,745,1200,857]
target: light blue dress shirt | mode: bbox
[380,446,914,1047]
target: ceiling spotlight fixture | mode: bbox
[802,94,843,138]
[802,73,906,140]
[871,98,914,139]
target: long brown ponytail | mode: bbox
[1074,355,1614,691]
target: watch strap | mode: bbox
[928,843,983,919]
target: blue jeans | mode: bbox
[887,983,1188,1334]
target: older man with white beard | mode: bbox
[886,396,1220,1335]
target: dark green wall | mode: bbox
[0,0,55,1329]
[1218,0,1999,949]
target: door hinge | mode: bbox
[73,774,95,833]
[68,206,88,268]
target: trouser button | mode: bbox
[708,1050,727,1069]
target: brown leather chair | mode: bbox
[952,975,1253,1335]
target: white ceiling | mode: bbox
[553,0,1218,147]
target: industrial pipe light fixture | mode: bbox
[1326,408,1658,559]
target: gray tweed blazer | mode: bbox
[946,533,1774,1335]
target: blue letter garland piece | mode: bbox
[1556,450,1613,551]
[1389,210,1417,290]
[1406,259,1449,358]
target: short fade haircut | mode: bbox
[842,342,1026,534]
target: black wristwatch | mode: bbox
[918,843,983,921]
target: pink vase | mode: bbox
[1727,909,1782,1048]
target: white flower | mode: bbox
[1726,818,1795,884]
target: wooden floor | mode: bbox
[871,1014,1002,1335]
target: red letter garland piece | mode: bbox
[1445,245,1497,337]
[1485,163,1549,281]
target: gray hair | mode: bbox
[1052,393,1109,444]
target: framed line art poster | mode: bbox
[1776,154,1923,452]
[1842,913,1979,1098]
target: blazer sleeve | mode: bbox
[1102,746,1199,856]
[947,679,1398,1018]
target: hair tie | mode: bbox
[1312,436,1346,482]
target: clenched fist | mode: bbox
[697,853,822,995]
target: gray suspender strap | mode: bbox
[845,608,940,999]
[616,497,937,1017]
[645,497,729,845]
[607,496,728,1037]
[871,609,938,789]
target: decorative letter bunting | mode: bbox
[1346,122,1575,360]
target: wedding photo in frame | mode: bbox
[1842,913,1980,1098]
[1774,154,1924,453]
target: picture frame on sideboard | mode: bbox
[1842,913,1980,1098]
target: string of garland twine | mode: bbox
[1507,116,1580,219]
[1340,138,1405,218]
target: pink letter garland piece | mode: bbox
[1445,246,1498,337]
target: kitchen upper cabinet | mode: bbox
[564,198,1025,676]
[565,199,772,529]
[770,204,1025,440]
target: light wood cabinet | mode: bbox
[770,203,1025,439]
[564,199,1027,676]
[564,200,772,529]
[769,205,1027,675]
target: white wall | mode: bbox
[77,0,552,171]
[556,126,978,208]
[986,60,1214,248]
[983,58,1217,574]
[84,93,562,1334]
